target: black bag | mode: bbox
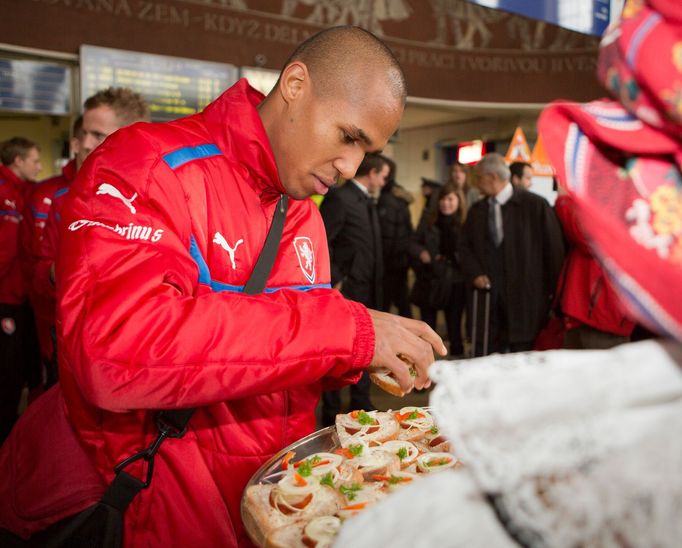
[410,258,455,309]
[1,194,289,547]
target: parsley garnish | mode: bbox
[340,483,362,501]
[397,447,408,460]
[308,455,322,466]
[388,475,405,486]
[430,426,439,435]
[357,411,375,425]
[297,460,312,477]
[320,472,335,488]
[348,444,363,457]
[407,410,419,420]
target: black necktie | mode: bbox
[488,197,502,247]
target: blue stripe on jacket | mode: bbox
[163,144,222,170]
[188,235,330,293]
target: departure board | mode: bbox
[0,58,71,115]
[80,46,238,122]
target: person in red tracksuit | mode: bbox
[0,27,445,547]
[30,89,149,387]
[555,192,635,348]
[20,117,82,387]
[0,137,42,442]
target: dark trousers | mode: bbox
[419,282,465,355]
[468,288,534,356]
[321,370,374,427]
[381,268,412,318]
[0,302,40,443]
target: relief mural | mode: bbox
[3,0,603,102]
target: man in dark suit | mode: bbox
[460,153,565,354]
[320,153,390,424]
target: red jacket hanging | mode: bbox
[0,80,375,546]
[555,195,634,336]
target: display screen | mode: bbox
[0,58,71,115]
[467,0,620,36]
[80,45,238,122]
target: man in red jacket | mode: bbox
[30,89,150,386]
[20,117,82,388]
[0,137,42,441]
[0,26,445,547]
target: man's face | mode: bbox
[517,165,533,189]
[270,74,403,200]
[14,147,42,181]
[451,164,467,187]
[475,169,497,197]
[77,105,121,166]
[367,163,390,193]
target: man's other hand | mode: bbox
[367,310,447,394]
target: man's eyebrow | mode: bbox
[348,125,374,148]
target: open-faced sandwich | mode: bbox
[242,407,461,547]
[368,354,417,397]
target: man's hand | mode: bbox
[419,250,432,264]
[473,275,491,289]
[367,309,447,394]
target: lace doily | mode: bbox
[336,340,682,547]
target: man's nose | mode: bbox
[333,148,366,181]
[81,134,98,153]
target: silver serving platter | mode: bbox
[240,425,340,546]
[240,408,433,546]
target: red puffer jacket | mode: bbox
[0,165,28,304]
[0,80,374,546]
[555,194,634,336]
[21,160,77,360]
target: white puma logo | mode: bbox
[213,232,244,270]
[4,199,16,210]
[96,183,137,214]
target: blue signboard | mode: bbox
[469,0,622,36]
[0,59,71,115]
[80,46,238,122]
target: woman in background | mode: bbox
[410,182,467,357]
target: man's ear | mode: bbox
[278,61,309,106]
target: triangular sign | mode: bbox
[504,127,531,164]
[530,134,555,177]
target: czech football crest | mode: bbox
[293,237,315,284]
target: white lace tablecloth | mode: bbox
[335,340,682,547]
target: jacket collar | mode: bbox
[62,159,77,183]
[202,79,285,198]
[0,164,26,191]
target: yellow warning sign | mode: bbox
[530,134,554,177]
[504,127,531,164]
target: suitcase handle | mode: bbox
[471,285,491,358]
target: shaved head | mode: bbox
[259,26,405,200]
[279,26,407,105]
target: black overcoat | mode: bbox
[320,182,383,307]
[459,187,565,343]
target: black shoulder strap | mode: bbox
[103,193,289,511]
[244,193,289,294]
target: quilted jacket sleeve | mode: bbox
[555,194,590,252]
[57,130,374,412]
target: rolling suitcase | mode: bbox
[470,286,491,358]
